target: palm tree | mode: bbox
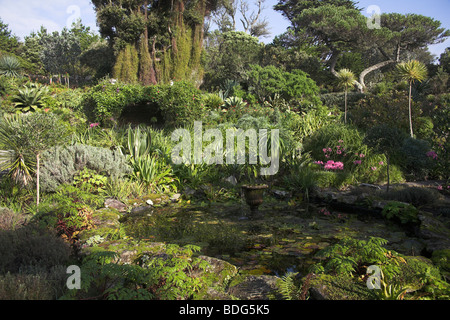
[336,68,356,124]
[396,60,428,138]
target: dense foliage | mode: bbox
[0,0,448,301]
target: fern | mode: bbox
[312,237,404,279]
[278,272,300,300]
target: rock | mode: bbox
[227,275,282,300]
[308,273,372,300]
[130,206,152,215]
[224,175,238,186]
[146,199,153,206]
[104,198,128,213]
[170,193,182,202]
[272,189,291,199]
[340,195,358,205]
[359,183,381,189]
[197,256,238,285]
[418,212,450,252]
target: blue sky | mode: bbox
[0,0,448,58]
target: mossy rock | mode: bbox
[142,193,170,204]
[193,256,239,300]
[80,239,166,264]
[78,208,121,243]
[432,249,450,274]
[308,273,373,300]
[226,275,283,300]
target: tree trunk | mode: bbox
[408,80,414,137]
[36,153,40,207]
[358,59,395,92]
[344,86,348,124]
[386,154,390,193]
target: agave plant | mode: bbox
[0,55,21,78]
[12,83,50,113]
[223,96,247,109]
[127,125,152,161]
[131,154,178,192]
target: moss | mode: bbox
[432,249,450,273]
[308,273,373,300]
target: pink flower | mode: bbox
[353,160,362,165]
[437,185,443,190]
[371,167,377,171]
[338,139,344,143]
[359,154,365,158]
[379,161,384,165]
[426,151,438,160]
[324,160,344,170]
[89,123,99,128]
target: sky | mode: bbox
[0,0,449,58]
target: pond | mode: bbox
[122,200,419,277]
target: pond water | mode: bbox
[122,201,414,277]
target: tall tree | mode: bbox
[92,0,221,85]
[39,27,82,80]
[274,1,449,92]
[0,18,20,54]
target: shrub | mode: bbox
[246,65,322,110]
[399,137,433,179]
[381,187,441,207]
[151,80,206,126]
[0,222,72,274]
[82,79,144,122]
[63,245,210,300]
[381,201,419,225]
[310,237,405,281]
[0,268,67,300]
[39,144,132,193]
[34,184,102,242]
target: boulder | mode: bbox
[227,275,282,300]
[418,212,450,252]
[104,198,128,213]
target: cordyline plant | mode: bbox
[396,60,428,138]
[336,68,357,124]
[0,112,68,206]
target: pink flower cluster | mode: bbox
[315,160,344,170]
[89,123,100,128]
[426,151,438,160]
[323,160,344,170]
[322,143,347,158]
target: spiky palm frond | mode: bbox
[336,68,357,88]
[396,60,428,83]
